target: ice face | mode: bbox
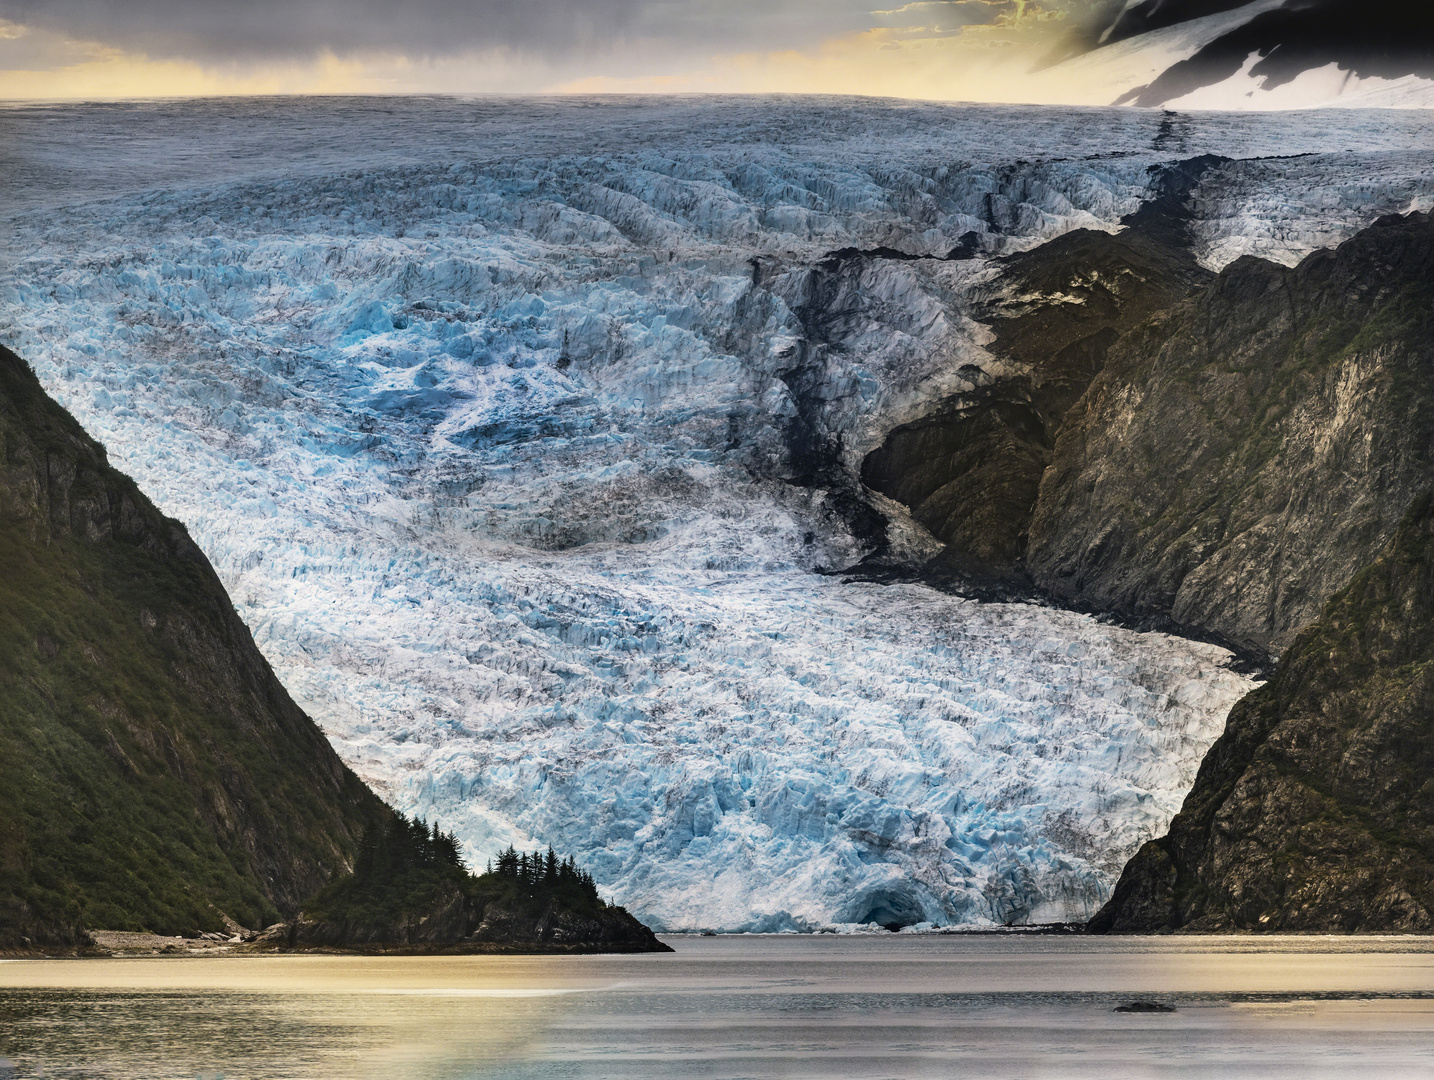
[3,98,1431,929]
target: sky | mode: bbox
[0,0,1135,100]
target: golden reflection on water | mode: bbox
[0,978,563,1079]
[0,954,638,994]
[1,937,1433,1079]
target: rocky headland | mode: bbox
[862,196,1434,662]
[281,818,668,954]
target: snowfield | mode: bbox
[3,98,1432,929]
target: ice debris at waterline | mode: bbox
[5,99,1430,929]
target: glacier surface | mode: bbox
[3,98,1432,929]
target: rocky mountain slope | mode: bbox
[1090,492,1434,932]
[1027,210,1434,657]
[856,198,1434,664]
[0,343,390,951]
[860,156,1221,579]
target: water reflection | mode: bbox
[1,936,1432,1079]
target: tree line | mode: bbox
[486,845,600,902]
[352,813,602,905]
[354,812,464,876]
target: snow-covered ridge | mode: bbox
[2,100,1431,929]
[1056,0,1434,110]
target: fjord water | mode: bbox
[2,936,1432,1078]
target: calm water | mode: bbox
[2,935,1433,1079]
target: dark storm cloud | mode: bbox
[0,0,898,59]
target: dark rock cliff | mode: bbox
[0,344,391,950]
[1090,493,1434,932]
[1027,211,1434,656]
[861,157,1220,578]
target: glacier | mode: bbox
[3,98,1433,930]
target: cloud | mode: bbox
[0,0,1123,99]
[0,0,887,63]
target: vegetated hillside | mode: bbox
[1027,210,1434,656]
[0,344,391,950]
[288,815,670,953]
[1090,493,1434,932]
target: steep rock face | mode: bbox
[1028,211,1434,656]
[465,896,669,952]
[0,344,389,949]
[1090,493,1434,933]
[861,158,1219,576]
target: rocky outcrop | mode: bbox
[1089,494,1434,932]
[284,890,669,954]
[283,826,670,953]
[463,895,668,952]
[0,344,390,949]
[1027,211,1434,656]
[861,157,1220,577]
